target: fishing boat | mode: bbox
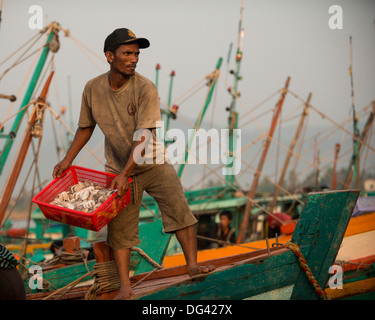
[25,189,359,300]
[1,2,374,301]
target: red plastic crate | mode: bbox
[32,166,132,232]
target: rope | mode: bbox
[84,247,163,300]
[43,249,87,267]
[40,245,163,300]
[286,241,329,300]
[131,247,163,269]
[288,89,375,153]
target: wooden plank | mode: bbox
[25,246,289,300]
[326,277,375,300]
[291,190,359,300]
[132,247,308,300]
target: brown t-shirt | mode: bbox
[78,71,166,175]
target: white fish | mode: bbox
[50,180,115,213]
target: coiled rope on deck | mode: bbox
[41,246,162,300]
[84,247,162,300]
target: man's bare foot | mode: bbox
[113,285,134,300]
[188,264,216,277]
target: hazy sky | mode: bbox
[0,0,374,196]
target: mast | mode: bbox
[164,70,176,136]
[332,143,340,189]
[225,0,244,186]
[177,57,223,179]
[237,76,290,244]
[155,63,161,90]
[268,92,311,213]
[0,25,58,174]
[0,71,54,227]
[343,101,375,189]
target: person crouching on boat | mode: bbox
[52,28,215,300]
[209,210,237,248]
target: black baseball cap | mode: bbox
[104,28,150,53]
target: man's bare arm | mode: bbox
[53,125,95,178]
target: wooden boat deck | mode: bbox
[27,245,288,300]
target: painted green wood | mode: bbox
[25,260,96,294]
[290,190,359,300]
[137,247,309,300]
[135,190,359,300]
[133,219,171,275]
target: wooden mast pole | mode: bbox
[237,76,290,244]
[268,92,311,213]
[343,101,375,189]
[0,26,57,174]
[0,71,54,227]
[332,143,341,190]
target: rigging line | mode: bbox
[184,165,224,191]
[0,99,36,127]
[159,106,304,208]
[32,53,56,97]
[0,31,43,67]
[289,114,309,192]
[164,100,303,208]
[197,77,220,207]
[161,128,288,225]
[288,89,375,153]
[69,36,105,73]
[360,122,373,176]
[237,89,282,125]
[275,105,282,185]
[75,141,104,166]
[171,77,207,105]
[160,84,303,205]
[20,109,44,273]
[45,105,104,166]
[0,47,42,81]
[173,82,206,107]
[219,73,334,180]
[295,111,355,159]
[49,110,61,162]
[0,27,52,127]
[0,103,36,200]
[0,156,35,229]
[140,199,160,219]
[58,27,107,65]
[239,108,273,129]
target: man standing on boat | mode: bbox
[53,28,214,299]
